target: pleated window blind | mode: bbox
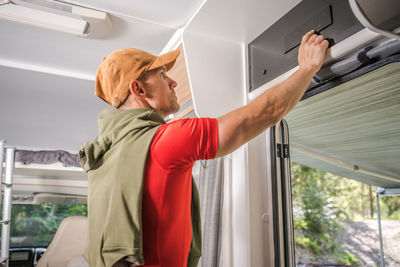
[285,62,400,188]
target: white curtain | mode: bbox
[193,158,225,267]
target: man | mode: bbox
[79,30,329,267]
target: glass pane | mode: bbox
[2,204,87,248]
[291,162,400,266]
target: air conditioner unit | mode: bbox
[0,0,112,37]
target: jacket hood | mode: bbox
[79,108,165,172]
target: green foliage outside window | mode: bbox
[292,162,400,265]
[6,204,87,248]
[292,163,351,263]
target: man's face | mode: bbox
[142,66,180,117]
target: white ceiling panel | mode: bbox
[185,0,300,44]
[0,65,108,152]
[61,0,205,28]
[0,15,176,77]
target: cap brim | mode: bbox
[148,48,180,72]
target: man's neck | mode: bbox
[119,96,150,111]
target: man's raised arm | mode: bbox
[216,30,329,158]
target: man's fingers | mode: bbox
[301,30,315,44]
[315,34,325,43]
[321,39,329,48]
[301,31,328,46]
[308,33,318,43]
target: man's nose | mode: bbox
[169,77,177,90]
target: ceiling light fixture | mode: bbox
[0,0,112,38]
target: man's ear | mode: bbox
[129,80,146,97]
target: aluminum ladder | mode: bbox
[0,139,16,266]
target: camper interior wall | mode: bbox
[183,16,250,267]
[248,132,273,266]
[183,0,301,266]
[182,32,245,118]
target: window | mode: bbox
[6,204,87,248]
[291,162,400,266]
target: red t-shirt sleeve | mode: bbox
[151,118,219,168]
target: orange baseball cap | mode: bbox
[95,47,180,108]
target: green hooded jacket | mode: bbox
[79,108,202,267]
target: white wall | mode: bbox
[183,0,301,265]
[183,33,245,117]
[248,132,272,266]
[183,0,301,117]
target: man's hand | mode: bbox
[298,30,329,74]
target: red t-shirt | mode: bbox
[139,118,219,267]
